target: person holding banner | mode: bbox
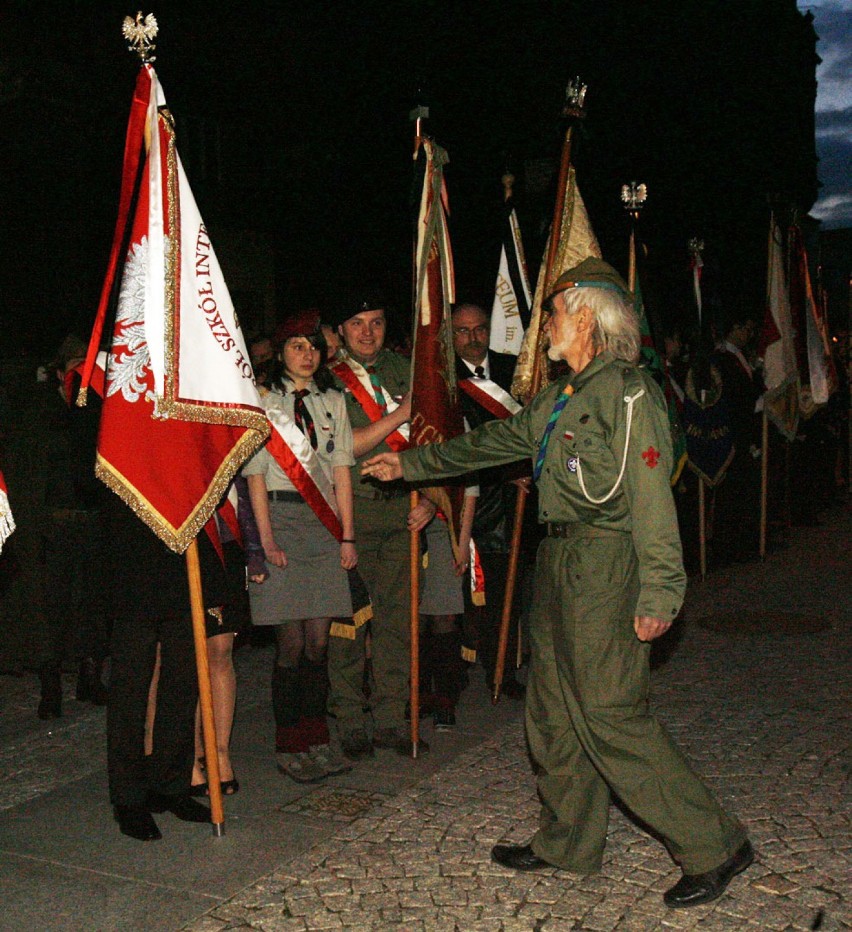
[363,259,753,909]
[325,295,437,759]
[243,311,357,784]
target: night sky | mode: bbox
[0,1,842,358]
[799,0,852,228]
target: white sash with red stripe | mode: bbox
[330,357,410,451]
[262,399,343,542]
[459,377,522,420]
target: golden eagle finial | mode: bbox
[122,11,158,63]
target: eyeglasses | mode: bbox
[452,325,489,337]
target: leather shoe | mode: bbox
[147,792,211,824]
[114,805,161,841]
[491,842,552,872]
[340,728,374,760]
[664,840,754,908]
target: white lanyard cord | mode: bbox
[576,389,645,504]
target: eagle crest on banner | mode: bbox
[107,237,152,404]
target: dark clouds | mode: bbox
[804,0,852,227]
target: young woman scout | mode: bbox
[243,310,359,783]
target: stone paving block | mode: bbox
[430,886,470,908]
[182,918,228,931]
[396,889,435,908]
[539,918,581,932]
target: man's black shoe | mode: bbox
[340,728,374,760]
[114,805,161,841]
[491,843,552,872]
[501,678,526,701]
[664,840,754,908]
[147,793,211,824]
[372,726,429,756]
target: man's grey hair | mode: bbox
[559,286,640,363]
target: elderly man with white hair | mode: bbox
[362,257,753,908]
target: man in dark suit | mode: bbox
[452,303,530,699]
[711,313,763,563]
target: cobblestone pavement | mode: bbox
[0,505,849,930]
[178,506,850,932]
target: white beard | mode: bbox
[547,338,569,362]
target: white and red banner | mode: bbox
[490,205,532,356]
[759,216,799,440]
[79,65,268,553]
[411,138,465,554]
[788,225,835,418]
[0,469,15,553]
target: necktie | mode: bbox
[474,365,485,378]
[366,366,387,412]
[293,389,317,449]
[532,385,574,481]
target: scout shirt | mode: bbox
[331,348,411,500]
[242,381,354,490]
[401,351,686,623]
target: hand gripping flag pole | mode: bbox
[81,14,270,834]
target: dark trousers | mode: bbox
[107,612,197,807]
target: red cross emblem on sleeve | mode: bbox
[642,445,660,468]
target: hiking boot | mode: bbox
[277,752,327,784]
[340,728,374,760]
[309,743,352,776]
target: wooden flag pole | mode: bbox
[409,491,421,756]
[698,479,707,579]
[185,538,225,835]
[492,488,526,703]
[493,80,587,704]
[759,411,769,559]
[408,101,427,756]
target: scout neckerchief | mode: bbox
[532,385,574,481]
[458,376,522,420]
[365,366,388,412]
[292,389,318,449]
[329,355,410,451]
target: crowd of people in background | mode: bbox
[0,290,847,844]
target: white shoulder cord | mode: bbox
[576,389,645,504]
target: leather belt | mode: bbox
[358,485,408,501]
[546,522,581,538]
[267,490,304,503]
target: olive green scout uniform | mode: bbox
[401,351,747,874]
[328,348,413,736]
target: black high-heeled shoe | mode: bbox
[189,777,240,796]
